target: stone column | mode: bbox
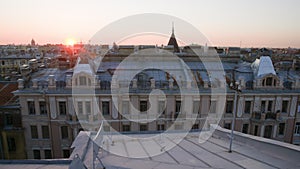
[260,125,265,137]
[273,125,277,138]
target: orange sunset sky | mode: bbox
[1,0,300,48]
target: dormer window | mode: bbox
[266,77,272,86]
[78,76,92,86]
[261,76,278,87]
[79,76,87,86]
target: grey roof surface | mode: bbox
[70,128,300,169]
[0,160,70,169]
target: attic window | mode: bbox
[79,76,86,86]
[266,77,272,86]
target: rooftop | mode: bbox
[69,125,300,169]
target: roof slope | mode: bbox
[252,56,276,77]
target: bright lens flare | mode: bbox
[66,38,76,46]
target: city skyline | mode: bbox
[1,0,300,48]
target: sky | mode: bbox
[0,0,299,48]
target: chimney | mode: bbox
[150,78,155,88]
[18,79,24,89]
[66,75,72,88]
[48,75,56,89]
[169,79,174,89]
[32,79,38,89]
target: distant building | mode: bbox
[31,39,36,46]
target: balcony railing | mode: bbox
[252,112,279,121]
[265,112,277,120]
[252,112,261,120]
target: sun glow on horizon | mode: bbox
[65,38,76,46]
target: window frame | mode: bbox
[28,101,36,115]
[102,101,110,116]
[58,101,67,115]
[42,125,50,139]
[30,125,38,139]
[39,101,47,115]
[61,126,69,139]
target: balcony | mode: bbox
[252,112,261,120]
[265,112,277,120]
[251,112,279,121]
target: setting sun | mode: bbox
[65,38,76,46]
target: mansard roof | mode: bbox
[251,56,276,77]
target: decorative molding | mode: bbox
[290,96,298,117]
[49,97,57,119]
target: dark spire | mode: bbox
[167,22,180,53]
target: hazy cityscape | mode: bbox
[0,0,300,169]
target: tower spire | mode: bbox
[167,22,179,53]
[172,22,174,35]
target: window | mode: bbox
[282,100,289,113]
[140,124,148,131]
[61,126,68,139]
[7,137,16,152]
[33,150,41,159]
[226,100,233,114]
[39,101,47,115]
[31,125,38,139]
[267,101,273,112]
[224,123,231,130]
[242,124,249,134]
[85,101,91,115]
[158,101,166,114]
[278,123,285,135]
[79,76,86,86]
[5,114,13,126]
[28,101,35,115]
[77,101,83,114]
[210,101,217,113]
[261,101,266,113]
[244,101,251,114]
[157,124,165,131]
[42,125,50,139]
[266,77,273,86]
[44,150,52,159]
[193,101,200,114]
[254,125,259,136]
[294,122,300,135]
[102,101,110,115]
[122,101,129,114]
[140,101,148,112]
[122,125,130,132]
[63,149,70,158]
[58,101,66,115]
[175,101,181,113]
